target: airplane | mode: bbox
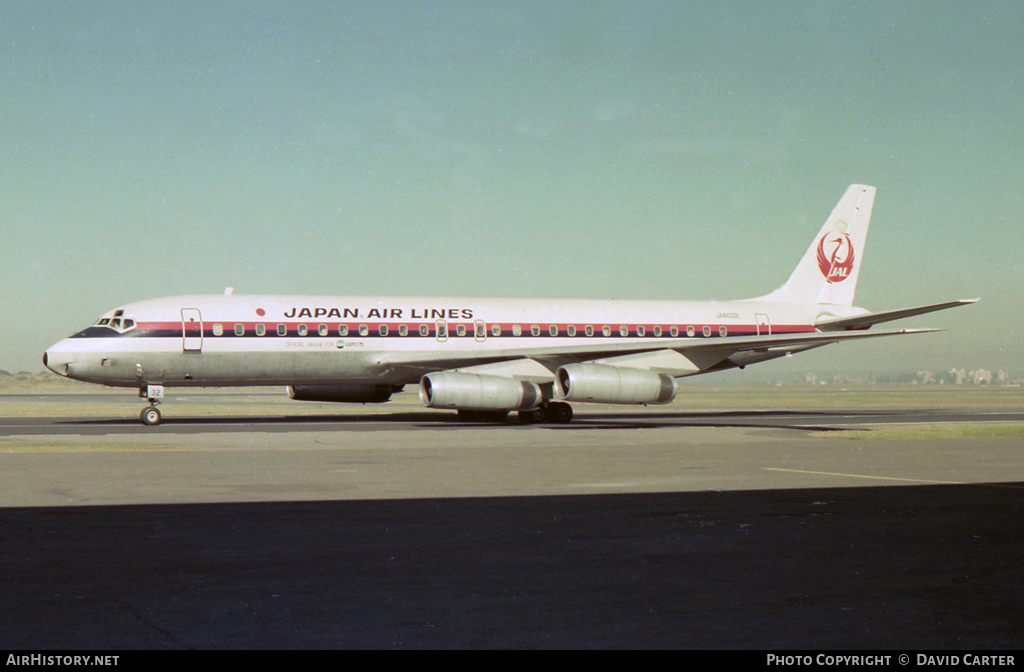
[43,184,976,426]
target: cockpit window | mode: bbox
[92,313,135,333]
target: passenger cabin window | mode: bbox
[654,326,662,337]
[567,325,576,337]
[637,325,645,337]
[671,326,679,337]
[475,323,486,339]
[549,325,558,337]
[297,324,308,337]
[359,324,369,337]
[339,325,349,337]
[379,325,388,336]
[602,325,611,337]
[212,323,224,336]
[399,325,408,337]
[491,324,501,337]
[513,325,522,337]
[277,324,288,336]
[619,325,629,337]
[456,324,466,337]
[686,326,695,337]
[585,325,594,337]
[235,324,245,336]
[419,324,429,337]
[256,324,266,336]
[703,326,712,337]
[531,325,541,337]
[318,324,328,336]
[719,326,728,337]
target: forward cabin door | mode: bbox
[182,308,203,352]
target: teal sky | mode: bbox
[2,1,1021,375]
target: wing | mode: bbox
[376,327,943,382]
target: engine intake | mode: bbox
[420,372,542,410]
[287,384,399,403]
[554,364,678,405]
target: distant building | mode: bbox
[971,369,993,385]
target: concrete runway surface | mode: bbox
[0,397,1022,648]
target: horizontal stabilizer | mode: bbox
[815,299,978,332]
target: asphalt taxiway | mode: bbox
[4,405,1024,436]
[1,397,1022,648]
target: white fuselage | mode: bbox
[43,293,853,389]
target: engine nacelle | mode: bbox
[287,384,399,403]
[419,372,542,411]
[554,364,678,405]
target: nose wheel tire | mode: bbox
[140,406,162,426]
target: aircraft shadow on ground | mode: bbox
[2,483,1021,649]
[56,408,908,433]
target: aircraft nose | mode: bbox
[43,343,74,377]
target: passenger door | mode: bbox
[182,308,203,352]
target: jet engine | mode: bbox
[419,372,542,410]
[287,384,400,403]
[554,364,678,405]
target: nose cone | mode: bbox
[43,341,74,377]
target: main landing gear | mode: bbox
[139,384,164,426]
[517,401,573,425]
[455,401,574,425]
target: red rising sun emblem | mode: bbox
[256,308,266,317]
[816,227,855,283]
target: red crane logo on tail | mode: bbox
[816,222,855,283]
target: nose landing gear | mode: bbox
[140,405,161,426]
[139,385,165,426]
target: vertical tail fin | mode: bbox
[758,184,875,306]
